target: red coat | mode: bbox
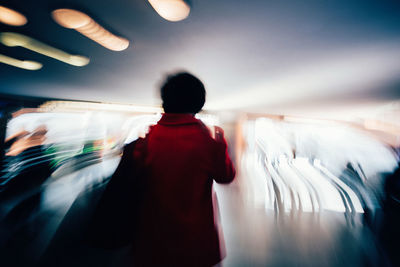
[131,113,235,266]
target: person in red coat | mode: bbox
[131,72,236,266]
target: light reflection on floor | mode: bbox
[216,179,384,267]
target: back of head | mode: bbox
[161,72,205,114]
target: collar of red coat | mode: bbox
[158,113,199,125]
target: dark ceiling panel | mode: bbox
[0,0,399,110]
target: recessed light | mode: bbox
[0,32,90,66]
[148,0,190,22]
[0,53,42,70]
[52,9,130,51]
[0,6,27,26]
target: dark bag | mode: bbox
[85,139,145,249]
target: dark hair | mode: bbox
[161,72,205,114]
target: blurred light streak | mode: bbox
[0,6,27,26]
[39,101,162,114]
[122,114,162,142]
[284,116,340,126]
[1,106,163,193]
[36,157,121,256]
[293,159,351,213]
[6,125,47,156]
[314,161,365,213]
[242,116,398,216]
[195,113,219,127]
[267,159,294,212]
[242,151,272,209]
[148,0,190,22]
[52,9,129,51]
[1,101,221,194]
[364,119,400,135]
[0,53,42,70]
[278,160,313,212]
[0,32,89,66]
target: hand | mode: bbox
[214,126,224,142]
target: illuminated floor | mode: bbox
[217,184,385,267]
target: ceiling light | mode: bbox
[52,9,130,51]
[0,6,27,26]
[39,101,162,113]
[148,0,190,22]
[0,32,89,66]
[0,53,42,70]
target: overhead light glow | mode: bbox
[39,101,162,114]
[52,9,130,51]
[0,32,89,66]
[0,53,42,70]
[148,0,190,22]
[0,6,27,26]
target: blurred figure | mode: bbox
[6,125,47,156]
[381,161,400,266]
[0,125,53,265]
[131,72,236,266]
[1,125,51,195]
[3,129,30,155]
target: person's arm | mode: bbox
[211,126,236,184]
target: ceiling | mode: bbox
[1,0,400,113]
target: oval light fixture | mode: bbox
[0,54,42,70]
[148,0,190,22]
[52,9,130,51]
[0,6,27,26]
[0,32,90,66]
